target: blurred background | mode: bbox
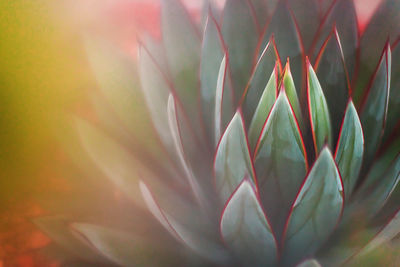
[0,0,382,265]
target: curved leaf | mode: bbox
[247,0,269,33]
[260,1,303,92]
[283,60,303,128]
[254,90,307,238]
[138,44,173,152]
[214,111,255,204]
[315,28,350,142]
[215,55,235,145]
[34,216,102,263]
[76,119,157,208]
[241,38,279,124]
[220,180,278,266]
[167,95,207,208]
[161,0,201,124]
[222,0,259,97]
[357,0,400,102]
[71,223,175,267]
[248,64,278,150]
[307,60,332,154]
[84,36,141,137]
[384,42,400,140]
[360,45,391,172]
[200,12,226,141]
[362,153,400,218]
[313,0,357,80]
[358,209,400,257]
[288,0,320,51]
[282,147,344,266]
[335,101,364,198]
[139,182,228,263]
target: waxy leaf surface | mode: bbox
[214,112,255,204]
[248,66,277,150]
[335,101,364,198]
[283,148,343,266]
[220,180,277,266]
[307,62,332,153]
[254,91,307,237]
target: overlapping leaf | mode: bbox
[282,148,343,266]
[139,182,228,263]
[200,12,226,141]
[161,0,201,125]
[335,101,364,198]
[307,61,332,153]
[222,0,258,98]
[71,223,175,266]
[214,111,255,204]
[361,45,391,172]
[214,55,235,145]
[283,61,303,128]
[220,180,278,266]
[312,0,357,80]
[248,65,278,150]
[260,1,303,93]
[356,0,400,102]
[254,91,307,237]
[315,29,350,142]
[241,39,279,124]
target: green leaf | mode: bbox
[307,60,333,154]
[138,44,173,153]
[283,60,303,128]
[248,0,269,33]
[315,28,350,142]
[384,43,400,140]
[282,148,344,266]
[361,153,400,218]
[167,95,207,208]
[34,216,102,263]
[296,259,322,267]
[71,223,174,267]
[259,1,303,93]
[76,119,156,208]
[356,0,400,102]
[220,180,278,266]
[288,0,320,51]
[214,111,255,204]
[254,90,307,238]
[200,12,225,142]
[248,65,278,150]
[357,210,400,257]
[161,0,201,124]
[222,0,258,98]
[215,55,235,145]
[313,0,358,81]
[241,38,278,124]
[335,101,364,198]
[361,45,391,171]
[140,182,228,263]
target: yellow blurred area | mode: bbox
[0,0,92,205]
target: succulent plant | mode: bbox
[35,0,400,266]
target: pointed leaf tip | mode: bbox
[307,63,333,154]
[214,111,256,204]
[335,100,364,198]
[220,180,278,266]
[254,90,307,238]
[283,147,343,266]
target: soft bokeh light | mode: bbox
[0,0,393,265]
